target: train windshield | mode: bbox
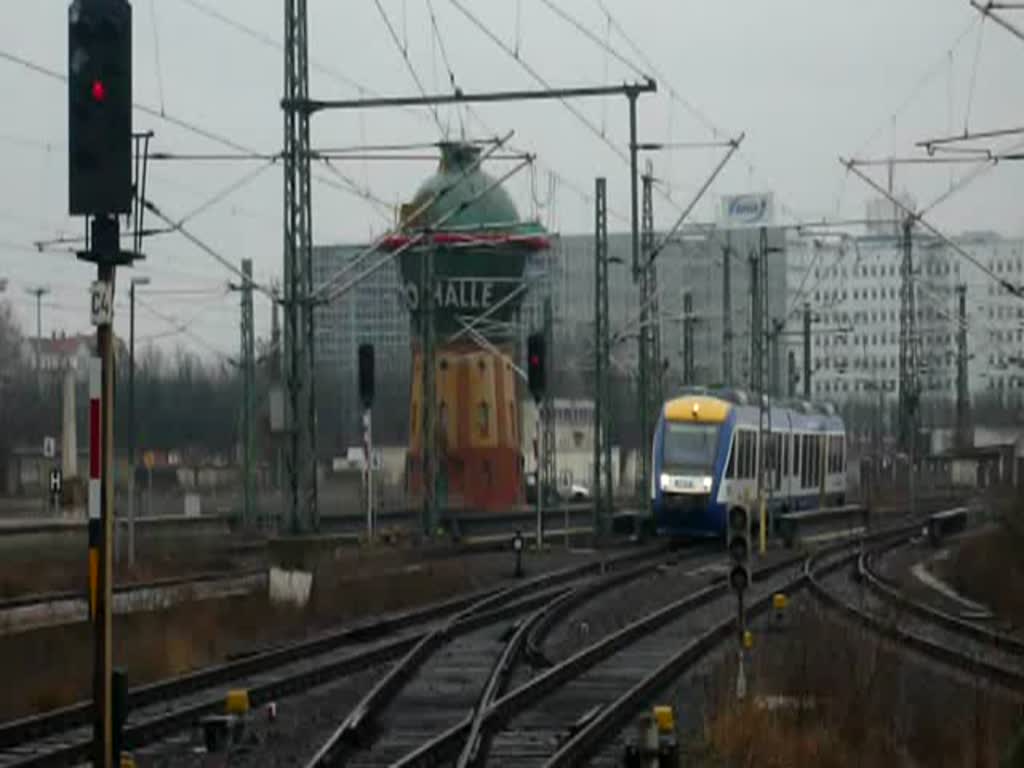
[662,422,720,471]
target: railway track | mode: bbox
[0,545,669,768]
[302,552,705,768]
[7,513,967,767]
[296,524,916,768]
[807,522,1024,698]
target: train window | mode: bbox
[749,431,757,479]
[743,431,753,479]
[807,435,814,486]
[663,422,720,470]
[739,432,749,478]
[726,434,736,478]
[774,434,782,488]
[809,436,816,485]
[805,436,812,487]
[800,435,808,487]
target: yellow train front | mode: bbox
[651,389,847,540]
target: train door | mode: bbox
[781,413,793,510]
[818,432,827,509]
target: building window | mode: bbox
[478,401,490,436]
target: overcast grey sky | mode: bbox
[1,1,1022,358]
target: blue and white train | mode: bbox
[651,387,846,539]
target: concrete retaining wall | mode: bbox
[0,514,234,563]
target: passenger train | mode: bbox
[651,388,846,539]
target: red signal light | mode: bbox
[91,80,106,102]
[530,354,540,366]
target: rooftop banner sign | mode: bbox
[719,192,775,229]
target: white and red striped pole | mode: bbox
[88,356,101,620]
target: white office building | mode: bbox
[784,203,1024,423]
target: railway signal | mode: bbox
[358,343,375,409]
[727,506,751,593]
[527,332,546,402]
[68,0,133,215]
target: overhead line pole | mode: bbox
[285,82,656,113]
[593,178,612,537]
[955,284,971,451]
[898,215,920,517]
[722,233,733,386]
[26,286,50,387]
[127,276,150,565]
[239,260,255,530]
[842,158,1024,297]
[646,135,745,266]
[917,124,1024,148]
[637,166,656,502]
[631,136,741,504]
[803,303,812,400]
[970,0,1024,43]
[683,291,695,385]
[279,32,654,535]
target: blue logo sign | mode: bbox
[726,195,769,223]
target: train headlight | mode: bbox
[701,476,713,491]
[660,473,673,491]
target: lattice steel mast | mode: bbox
[593,178,612,535]
[282,0,318,532]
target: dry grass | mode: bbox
[699,608,1022,767]
[941,520,1024,629]
[0,549,506,720]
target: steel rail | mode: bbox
[523,554,698,668]
[392,521,932,767]
[3,587,571,768]
[1,546,666,765]
[301,545,670,766]
[456,551,706,768]
[455,608,543,768]
[859,542,1024,655]
[544,522,925,766]
[390,546,827,767]
[808,526,1024,697]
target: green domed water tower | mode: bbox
[382,142,549,511]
